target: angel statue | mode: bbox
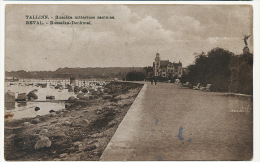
[243,35,251,46]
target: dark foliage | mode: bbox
[126,71,146,81]
[237,53,253,94]
[143,66,154,77]
[156,76,169,82]
[5,67,143,79]
[186,48,234,92]
[185,47,253,94]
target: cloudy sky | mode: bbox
[5,4,253,71]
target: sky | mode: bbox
[5,4,253,71]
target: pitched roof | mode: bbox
[173,62,182,66]
[160,60,169,67]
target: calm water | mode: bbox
[5,79,107,120]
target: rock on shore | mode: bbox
[4,82,143,161]
[35,136,52,149]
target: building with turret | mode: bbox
[153,53,183,78]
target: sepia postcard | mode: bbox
[4,4,253,161]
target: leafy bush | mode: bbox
[126,71,146,81]
[186,48,233,92]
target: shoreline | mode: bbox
[4,82,143,161]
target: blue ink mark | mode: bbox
[178,126,184,140]
[155,118,159,125]
[155,156,164,161]
[186,138,192,143]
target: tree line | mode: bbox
[5,67,143,79]
[181,47,253,94]
[129,47,253,94]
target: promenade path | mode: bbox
[100,82,253,161]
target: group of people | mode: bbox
[150,76,158,85]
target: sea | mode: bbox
[5,79,107,120]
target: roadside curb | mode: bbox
[100,83,147,161]
[225,93,252,98]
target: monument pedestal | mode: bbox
[243,46,250,54]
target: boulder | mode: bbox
[84,144,97,151]
[66,84,72,89]
[46,95,55,100]
[23,122,31,127]
[15,93,28,101]
[53,158,61,161]
[17,102,27,107]
[89,95,94,100]
[103,95,113,100]
[49,113,56,117]
[91,91,100,96]
[60,153,68,158]
[88,88,95,93]
[110,103,119,106]
[34,107,40,111]
[34,136,51,149]
[77,93,84,98]
[5,102,15,110]
[83,119,90,125]
[79,86,84,91]
[78,144,97,152]
[39,129,48,135]
[73,141,82,146]
[5,91,15,102]
[27,91,38,100]
[103,88,112,94]
[62,120,71,126]
[31,118,41,124]
[108,120,118,127]
[82,96,89,100]
[40,83,47,88]
[65,103,73,108]
[55,84,63,89]
[55,111,61,114]
[49,110,55,113]
[97,87,102,92]
[77,93,89,100]
[68,96,77,101]
[81,88,88,93]
[52,131,66,138]
[110,98,119,102]
[114,96,122,100]
[74,86,80,93]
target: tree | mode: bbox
[237,53,253,94]
[143,66,153,77]
[186,48,234,91]
[126,71,146,81]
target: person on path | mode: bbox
[154,76,157,85]
[151,76,154,85]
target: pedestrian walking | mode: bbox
[151,76,154,85]
[154,76,157,85]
